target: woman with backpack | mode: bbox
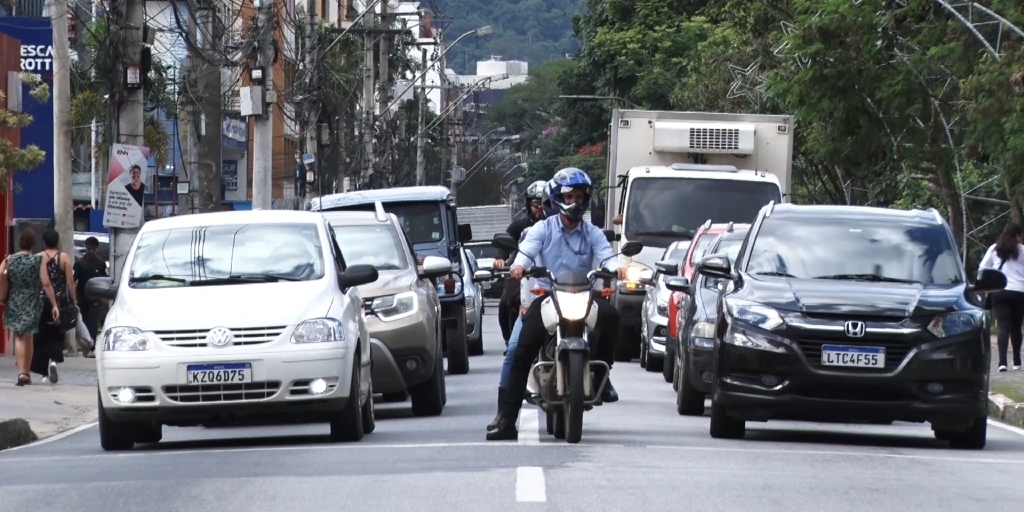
[981,222,1024,372]
[31,229,79,384]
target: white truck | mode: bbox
[601,109,795,362]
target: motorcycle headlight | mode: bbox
[102,326,150,351]
[927,311,982,338]
[370,291,418,321]
[554,290,591,321]
[291,318,346,343]
[725,298,785,331]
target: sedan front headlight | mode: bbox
[370,291,418,321]
[103,326,150,351]
[292,318,345,343]
[554,290,591,321]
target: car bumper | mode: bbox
[685,341,715,393]
[714,330,989,428]
[466,305,479,337]
[365,312,439,393]
[98,344,354,425]
[613,291,645,327]
[645,315,668,355]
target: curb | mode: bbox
[0,418,38,451]
[988,393,1024,428]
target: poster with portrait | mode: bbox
[103,144,151,229]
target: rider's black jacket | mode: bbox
[499,212,534,261]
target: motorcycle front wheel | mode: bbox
[564,351,585,444]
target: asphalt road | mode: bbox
[3,304,1024,511]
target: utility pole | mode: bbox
[110,0,145,283]
[196,5,223,213]
[360,10,376,187]
[438,41,448,188]
[52,0,73,258]
[303,0,318,197]
[252,0,276,209]
[414,47,427,185]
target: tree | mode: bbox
[0,73,49,190]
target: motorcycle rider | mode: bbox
[487,168,627,441]
[494,180,549,343]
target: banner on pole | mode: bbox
[102,143,151,229]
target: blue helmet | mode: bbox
[550,167,593,221]
[541,179,559,217]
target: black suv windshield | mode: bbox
[333,225,409,271]
[331,202,443,244]
[128,223,326,287]
[625,177,781,238]
[745,216,963,285]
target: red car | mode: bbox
[663,221,749,385]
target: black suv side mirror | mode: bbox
[339,264,379,289]
[696,255,732,280]
[974,267,1008,293]
[655,259,679,275]
[664,276,691,293]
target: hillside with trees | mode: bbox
[482,0,1024,266]
[434,0,582,73]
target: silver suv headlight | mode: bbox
[292,318,346,343]
[103,326,151,351]
[370,291,418,321]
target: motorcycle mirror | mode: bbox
[620,241,643,257]
[491,233,518,253]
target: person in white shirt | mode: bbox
[980,222,1024,371]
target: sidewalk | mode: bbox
[988,335,1024,427]
[0,355,97,450]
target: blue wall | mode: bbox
[0,17,55,221]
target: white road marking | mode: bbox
[3,422,98,452]
[518,408,539,445]
[988,419,1024,437]
[516,466,547,502]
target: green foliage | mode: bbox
[0,74,50,188]
[433,0,583,74]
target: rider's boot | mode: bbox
[486,391,522,441]
[487,387,506,431]
[596,367,619,403]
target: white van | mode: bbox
[85,210,380,451]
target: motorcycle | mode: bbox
[476,234,643,444]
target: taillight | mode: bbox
[531,288,546,296]
[600,288,614,298]
[444,278,455,294]
[668,297,679,338]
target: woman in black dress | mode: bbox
[32,229,78,384]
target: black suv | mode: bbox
[696,202,1006,449]
[667,225,749,416]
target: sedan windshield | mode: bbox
[333,225,409,271]
[128,223,325,287]
[745,217,963,285]
[625,177,781,238]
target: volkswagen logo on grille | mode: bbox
[206,327,234,347]
[844,321,866,338]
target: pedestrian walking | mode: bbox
[980,222,1024,371]
[32,230,78,384]
[0,229,60,386]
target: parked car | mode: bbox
[86,210,380,450]
[464,240,504,299]
[310,186,473,375]
[693,202,1005,449]
[324,204,451,416]
[458,246,485,355]
[668,225,748,415]
[638,239,691,373]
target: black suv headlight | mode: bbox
[926,311,983,338]
[725,298,785,331]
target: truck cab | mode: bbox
[603,110,794,362]
[309,186,474,375]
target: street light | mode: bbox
[559,94,640,109]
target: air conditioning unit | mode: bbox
[653,121,756,155]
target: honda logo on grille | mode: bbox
[206,327,234,347]
[844,321,866,338]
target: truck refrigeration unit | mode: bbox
[602,109,794,363]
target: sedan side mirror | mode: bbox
[420,256,453,279]
[655,259,679,275]
[974,267,1008,293]
[696,255,732,280]
[664,276,691,293]
[473,269,493,283]
[85,276,119,300]
[339,264,379,289]
[491,233,518,253]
